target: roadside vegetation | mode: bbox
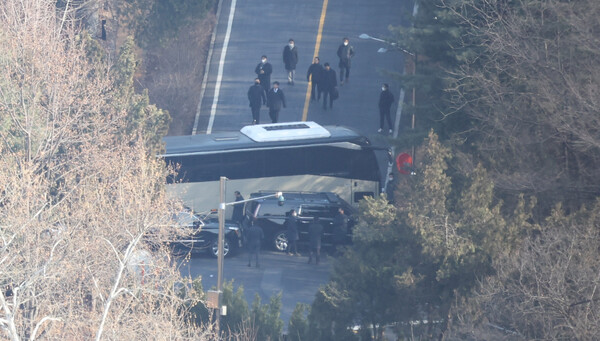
[293,0,600,340]
[2,0,599,340]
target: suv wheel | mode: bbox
[210,238,231,258]
[274,231,288,252]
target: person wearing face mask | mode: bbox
[266,81,286,123]
[378,83,395,134]
[255,55,272,93]
[282,39,298,85]
[336,37,355,85]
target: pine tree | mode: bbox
[309,131,534,339]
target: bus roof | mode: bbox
[162,122,370,156]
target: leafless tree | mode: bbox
[443,0,600,206]
[0,0,216,339]
[446,202,600,340]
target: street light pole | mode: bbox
[410,53,417,161]
[214,184,284,334]
[216,176,226,333]
[359,33,417,161]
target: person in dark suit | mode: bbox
[332,208,348,255]
[285,209,299,256]
[247,78,266,124]
[378,83,395,134]
[320,63,337,110]
[283,39,298,85]
[232,191,245,224]
[246,219,264,267]
[266,81,286,123]
[336,37,355,85]
[308,216,324,265]
[307,57,324,101]
[255,55,272,93]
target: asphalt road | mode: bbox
[194,0,411,136]
[187,0,413,329]
[178,249,334,329]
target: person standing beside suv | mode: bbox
[285,209,299,256]
[308,216,324,265]
[232,191,245,224]
[246,219,264,268]
[332,208,348,255]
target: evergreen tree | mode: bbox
[220,281,250,334]
[287,303,309,341]
[251,293,284,341]
[310,131,534,339]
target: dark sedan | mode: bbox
[171,210,242,257]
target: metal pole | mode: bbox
[216,176,226,333]
[411,53,417,162]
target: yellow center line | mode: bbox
[302,0,329,122]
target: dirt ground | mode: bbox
[138,14,216,136]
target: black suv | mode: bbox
[170,210,241,257]
[244,191,355,251]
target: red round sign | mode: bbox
[396,153,413,174]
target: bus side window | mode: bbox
[220,151,263,179]
[264,148,309,177]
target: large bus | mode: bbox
[161,121,382,214]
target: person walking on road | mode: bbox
[307,57,324,101]
[255,55,272,93]
[321,63,337,110]
[285,209,299,256]
[308,216,324,265]
[247,79,266,124]
[246,219,264,268]
[232,191,245,224]
[337,37,355,85]
[283,39,298,85]
[332,207,348,255]
[267,81,286,123]
[378,83,395,134]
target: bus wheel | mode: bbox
[210,238,231,258]
[274,231,288,252]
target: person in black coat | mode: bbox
[285,209,299,255]
[307,57,324,101]
[255,55,272,93]
[332,208,348,255]
[232,191,245,224]
[320,63,337,110]
[378,83,395,134]
[308,216,324,265]
[247,78,266,124]
[282,39,298,85]
[266,81,286,123]
[336,37,355,84]
[246,219,264,267]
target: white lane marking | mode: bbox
[192,0,223,135]
[206,0,237,135]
